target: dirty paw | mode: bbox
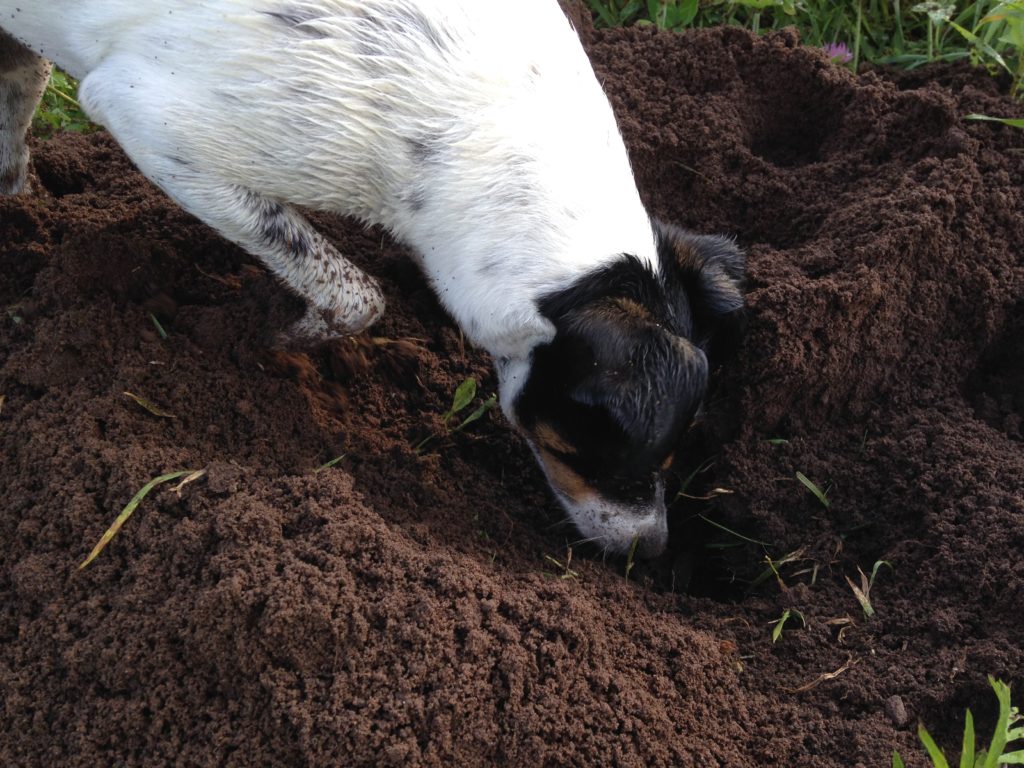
[274,298,386,350]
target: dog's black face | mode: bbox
[513,222,745,557]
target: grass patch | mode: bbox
[586,1,1024,95]
[32,69,95,137]
[893,677,1024,767]
[414,377,497,453]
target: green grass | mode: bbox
[32,69,94,137]
[893,677,1024,767]
[796,471,831,508]
[771,607,805,642]
[33,3,1023,143]
[586,0,1024,95]
[845,559,892,617]
[414,377,497,453]
[315,454,347,472]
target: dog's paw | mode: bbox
[0,159,30,196]
[273,299,386,350]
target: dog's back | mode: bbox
[3,1,655,359]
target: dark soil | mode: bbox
[3,16,1024,768]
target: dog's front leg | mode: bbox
[0,29,52,195]
[211,187,388,346]
[73,60,385,345]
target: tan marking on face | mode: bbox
[610,297,652,322]
[661,453,675,471]
[532,421,578,456]
[536,447,597,505]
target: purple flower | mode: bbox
[822,42,853,64]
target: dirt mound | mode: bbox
[2,18,1023,767]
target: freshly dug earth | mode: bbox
[3,17,1024,768]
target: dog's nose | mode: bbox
[635,515,669,559]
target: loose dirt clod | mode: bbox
[2,20,1023,767]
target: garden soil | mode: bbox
[2,11,1023,768]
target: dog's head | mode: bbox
[502,222,744,558]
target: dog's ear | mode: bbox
[655,220,745,356]
[521,298,708,477]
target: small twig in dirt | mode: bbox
[785,656,859,694]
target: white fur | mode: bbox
[0,0,667,555]
[1,0,656,357]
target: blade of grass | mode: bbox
[315,454,347,472]
[624,534,640,579]
[966,113,1024,128]
[697,513,768,546]
[149,313,168,340]
[918,722,951,768]
[772,609,791,643]
[984,676,1014,767]
[796,471,830,508]
[123,391,174,418]
[169,469,206,495]
[79,469,195,569]
[960,709,975,768]
[846,567,875,617]
[673,456,715,498]
[452,393,497,433]
[785,655,857,694]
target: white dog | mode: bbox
[0,1,743,558]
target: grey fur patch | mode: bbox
[407,136,450,167]
[354,6,453,58]
[394,8,452,53]
[262,8,328,38]
[0,29,38,73]
[404,187,427,213]
[242,190,314,257]
[476,254,505,277]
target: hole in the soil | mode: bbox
[966,301,1024,441]
[746,81,844,168]
[32,153,91,197]
[741,55,848,168]
[615,421,762,602]
[750,114,836,168]
[601,491,761,601]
